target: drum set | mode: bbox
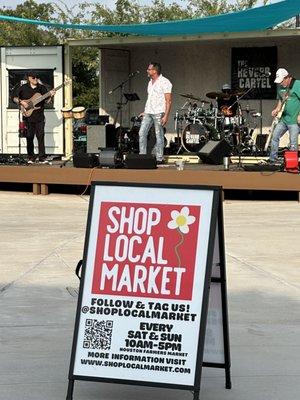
[64,88,261,162]
[175,91,257,155]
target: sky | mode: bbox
[0,0,281,11]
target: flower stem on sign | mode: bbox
[174,229,185,267]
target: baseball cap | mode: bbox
[222,83,231,90]
[274,68,289,84]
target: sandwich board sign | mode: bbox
[66,182,231,400]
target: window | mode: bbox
[8,69,55,109]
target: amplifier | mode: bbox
[87,124,117,153]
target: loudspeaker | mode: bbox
[99,149,123,168]
[73,152,99,168]
[255,134,267,151]
[125,154,157,169]
[198,140,232,165]
[87,124,117,153]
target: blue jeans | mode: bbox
[269,121,299,161]
[139,113,164,161]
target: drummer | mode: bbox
[217,83,238,117]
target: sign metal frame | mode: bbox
[66,182,231,400]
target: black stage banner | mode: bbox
[231,47,277,100]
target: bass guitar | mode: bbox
[21,78,71,117]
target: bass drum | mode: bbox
[181,123,214,153]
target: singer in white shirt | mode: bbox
[139,62,172,164]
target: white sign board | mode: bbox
[69,183,222,392]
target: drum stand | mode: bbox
[213,97,220,130]
[235,129,245,171]
[174,110,184,154]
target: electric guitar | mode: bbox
[264,92,289,152]
[220,105,234,117]
[20,78,71,117]
[264,118,278,152]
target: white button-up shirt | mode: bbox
[144,74,172,114]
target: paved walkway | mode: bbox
[0,192,299,400]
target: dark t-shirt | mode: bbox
[13,83,48,122]
[217,95,238,116]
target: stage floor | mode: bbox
[0,156,300,198]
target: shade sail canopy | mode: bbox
[0,0,299,36]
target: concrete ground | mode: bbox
[0,192,299,400]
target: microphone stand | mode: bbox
[109,72,138,127]
[174,110,183,154]
[257,92,264,154]
[11,81,27,165]
[228,87,253,171]
[256,72,271,153]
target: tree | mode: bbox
[0,0,276,107]
[0,0,57,46]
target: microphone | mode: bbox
[129,70,140,78]
[108,90,113,95]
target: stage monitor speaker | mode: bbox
[87,124,117,153]
[125,154,157,169]
[198,139,232,165]
[99,149,123,168]
[73,152,99,168]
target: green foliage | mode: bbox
[0,0,57,46]
[71,46,99,107]
[142,0,191,22]
[0,0,279,107]
[188,0,233,16]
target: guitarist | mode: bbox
[12,70,56,164]
[269,68,300,164]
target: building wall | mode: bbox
[121,37,300,139]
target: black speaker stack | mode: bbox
[86,124,117,153]
[73,117,232,169]
[198,140,232,165]
[73,121,157,169]
[73,122,120,169]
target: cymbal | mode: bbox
[206,91,230,99]
[179,93,201,101]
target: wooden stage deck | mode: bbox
[0,162,300,199]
